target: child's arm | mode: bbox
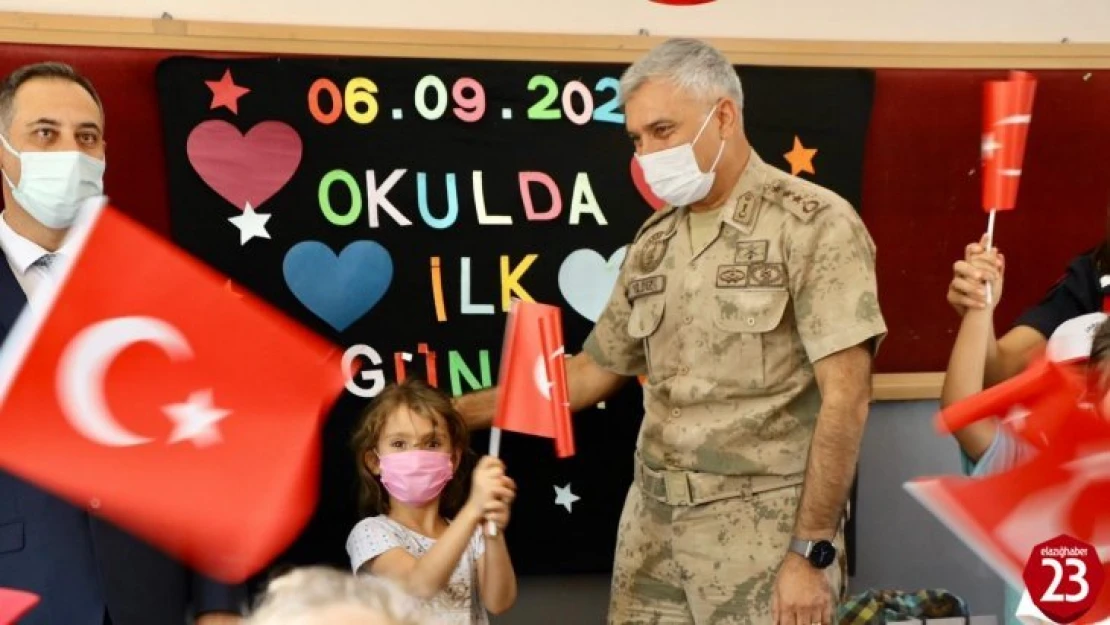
[359,456,513,600]
[476,497,518,614]
[940,244,1004,462]
[360,506,483,599]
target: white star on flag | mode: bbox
[228,203,272,245]
[981,133,1002,159]
[163,389,231,448]
[554,483,580,513]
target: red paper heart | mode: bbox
[186,120,303,211]
[629,155,666,211]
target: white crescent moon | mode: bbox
[56,316,194,447]
[533,355,552,400]
[532,346,565,401]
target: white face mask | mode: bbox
[635,104,725,207]
[0,134,105,229]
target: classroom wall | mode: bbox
[11,0,1110,42]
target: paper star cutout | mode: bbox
[205,69,251,114]
[228,202,272,245]
[783,135,818,176]
[554,483,580,513]
[163,389,231,448]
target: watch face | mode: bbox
[808,540,837,569]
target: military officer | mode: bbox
[455,38,886,625]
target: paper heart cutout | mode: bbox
[558,246,628,322]
[282,240,393,333]
[629,155,666,211]
[187,120,302,211]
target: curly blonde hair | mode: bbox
[245,566,436,625]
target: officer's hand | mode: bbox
[947,234,1003,316]
[771,553,835,625]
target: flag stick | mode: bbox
[485,426,502,537]
[487,299,521,539]
[984,208,997,306]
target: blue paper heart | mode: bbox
[283,240,393,332]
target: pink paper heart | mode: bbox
[629,155,666,211]
[186,120,303,210]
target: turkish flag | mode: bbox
[982,70,1036,212]
[493,300,575,458]
[0,204,348,582]
[0,588,39,625]
[936,355,1087,451]
[907,410,1110,624]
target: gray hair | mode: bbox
[620,38,743,108]
[0,62,103,134]
[245,566,437,625]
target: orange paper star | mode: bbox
[206,69,251,114]
[784,136,818,176]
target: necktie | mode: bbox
[31,253,58,272]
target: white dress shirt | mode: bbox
[0,210,70,309]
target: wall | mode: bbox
[7,0,1110,42]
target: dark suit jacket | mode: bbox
[0,253,246,624]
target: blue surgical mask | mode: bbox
[0,134,105,229]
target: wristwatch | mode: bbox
[788,537,837,569]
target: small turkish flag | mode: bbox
[936,355,1087,452]
[907,409,1110,624]
[493,300,574,458]
[0,204,348,582]
[0,587,39,625]
[982,70,1036,212]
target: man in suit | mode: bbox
[0,61,246,625]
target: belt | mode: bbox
[634,454,803,507]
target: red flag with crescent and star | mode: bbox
[492,299,575,458]
[936,354,1090,452]
[0,203,349,583]
[908,407,1110,624]
[982,70,1037,213]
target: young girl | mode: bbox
[345,379,518,624]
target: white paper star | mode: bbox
[228,202,272,245]
[163,389,231,448]
[554,483,580,513]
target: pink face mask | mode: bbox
[377,450,454,506]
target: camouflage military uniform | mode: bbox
[584,150,887,624]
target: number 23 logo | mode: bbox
[1041,557,1090,603]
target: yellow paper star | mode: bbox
[784,136,818,176]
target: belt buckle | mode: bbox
[663,471,692,506]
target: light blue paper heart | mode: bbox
[558,246,628,322]
[283,240,393,332]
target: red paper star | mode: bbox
[784,135,818,176]
[205,69,250,114]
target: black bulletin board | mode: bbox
[155,55,873,577]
